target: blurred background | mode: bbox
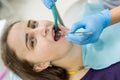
[0,0,79,25]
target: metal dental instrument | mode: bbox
[71,32,93,35]
[65,31,93,36]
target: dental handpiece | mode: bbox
[52,0,58,32]
[52,0,65,27]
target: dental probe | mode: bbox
[66,32,93,36]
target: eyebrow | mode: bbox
[25,33,30,50]
[25,20,31,50]
[27,20,31,27]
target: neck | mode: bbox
[52,44,83,72]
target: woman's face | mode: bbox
[7,20,73,64]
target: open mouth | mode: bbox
[54,27,61,41]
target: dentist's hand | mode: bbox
[41,0,57,9]
[65,9,111,45]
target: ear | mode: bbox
[33,62,50,72]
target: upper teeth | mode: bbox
[56,32,60,36]
[54,31,61,41]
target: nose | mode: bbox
[29,26,48,37]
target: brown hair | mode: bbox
[0,21,69,80]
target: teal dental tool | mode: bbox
[52,0,58,32]
[51,0,92,36]
[52,0,65,28]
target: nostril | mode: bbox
[42,28,49,37]
[44,29,47,37]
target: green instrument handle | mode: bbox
[52,5,58,32]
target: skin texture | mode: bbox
[7,20,74,70]
[4,6,120,80]
[5,20,87,80]
[110,6,120,25]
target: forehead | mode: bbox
[7,21,28,59]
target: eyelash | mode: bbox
[31,21,37,29]
[31,24,36,29]
[29,37,35,48]
[29,21,38,48]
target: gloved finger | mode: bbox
[69,22,85,33]
[81,34,99,44]
[75,34,92,45]
[65,32,91,40]
[87,34,99,43]
[82,27,94,36]
[65,34,89,45]
[82,26,99,42]
[81,37,94,44]
[41,0,56,9]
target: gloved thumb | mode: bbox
[65,33,89,45]
[70,22,85,33]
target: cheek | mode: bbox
[34,38,73,61]
[23,42,54,63]
[34,42,55,60]
[27,47,52,63]
[38,41,55,53]
[57,41,72,53]
[39,39,71,55]
[49,39,73,59]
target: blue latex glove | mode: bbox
[65,9,111,45]
[41,0,57,9]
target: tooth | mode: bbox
[59,31,62,33]
[56,33,60,36]
[59,31,65,36]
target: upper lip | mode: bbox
[52,25,59,41]
[52,25,56,40]
[52,25,55,38]
[48,24,66,41]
